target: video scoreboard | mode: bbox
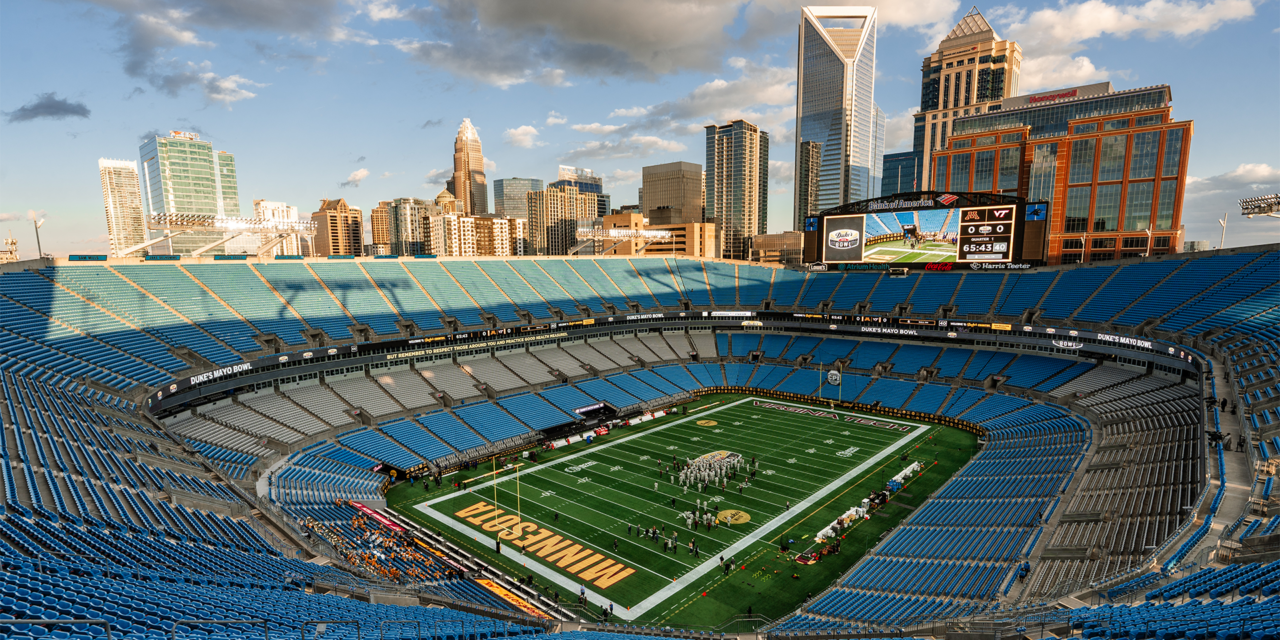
[956,205,1016,262]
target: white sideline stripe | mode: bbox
[415,396,935,620]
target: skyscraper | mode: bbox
[493,178,544,219]
[370,201,391,251]
[98,158,147,257]
[551,166,612,218]
[311,199,363,257]
[527,184,598,255]
[909,7,1022,193]
[705,119,769,260]
[452,119,488,215]
[794,6,878,228]
[641,161,703,226]
[138,130,241,255]
[384,197,440,255]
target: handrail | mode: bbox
[303,620,359,640]
[11,618,114,640]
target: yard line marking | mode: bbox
[412,395,938,621]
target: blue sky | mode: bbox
[1,0,1277,257]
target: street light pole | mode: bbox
[33,218,45,258]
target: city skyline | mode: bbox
[1,0,1277,258]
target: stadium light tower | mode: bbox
[1241,194,1280,218]
[33,217,45,258]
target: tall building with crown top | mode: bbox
[901,7,1023,194]
[452,119,488,215]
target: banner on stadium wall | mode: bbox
[474,579,552,619]
[350,500,405,532]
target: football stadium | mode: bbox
[1,241,1278,640]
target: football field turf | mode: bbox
[863,239,957,263]
[389,394,977,625]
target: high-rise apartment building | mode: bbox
[794,6,878,228]
[705,120,769,260]
[551,166,612,219]
[527,184,599,255]
[932,82,1190,264]
[252,200,302,257]
[138,130,241,256]
[641,161,703,226]
[493,178,544,219]
[311,199,363,257]
[383,197,440,255]
[474,216,528,256]
[452,119,488,215]
[98,158,147,257]
[907,7,1022,193]
[370,201,391,252]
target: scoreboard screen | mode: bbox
[956,205,1017,262]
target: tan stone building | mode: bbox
[750,231,804,266]
[369,201,391,251]
[527,184,599,255]
[311,198,363,256]
[595,212,716,258]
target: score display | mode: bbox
[956,205,1017,262]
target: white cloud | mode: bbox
[609,106,650,118]
[769,160,794,184]
[1182,163,1280,247]
[340,168,370,188]
[534,68,572,87]
[561,135,686,162]
[197,70,265,106]
[571,123,625,135]
[883,107,920,153]
[504,125,542,148]
[422,168,450,185]
[484,158,497,172]
[380,171,398,179]
[995,0,1258,91]
[605,169,642,187]
[545,111,567,126]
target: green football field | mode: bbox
[388,393,978,626]
[864,239,957,263]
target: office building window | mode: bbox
[941,122,948,148]
[998,147,1020,191]
[1029,143,1058,204]
[1124,181,1154,231]
[1129,131,1160,180]
[934,156,948,191]
[1001,132,1023,143]
[973,150,995,191]
[1121,236,1148,249]
[1135,114,1163,126]
[952,139,972,149]
[1091,238,1116,249]
[1093,184,1122,232]
[1154,236,1171,248]
[1063,238,1085,250]
[953,73,961,109]
[1091,252,1115,262]
[1103,118,1130,130]
[1162,128,1184,177]
[1061,252,1083,264]
[964,70,972,106]
[950,153,971,191]
[930,123,937,150]
[1098,135,1127,182]
[976,136,996,147]
[943,75,950,109]
[1073,123,1098,134]
[1155,179,1177,230]
[1065,186,1091,233]
[1069,138,1096,184]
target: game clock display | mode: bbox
[956,206,1016,262]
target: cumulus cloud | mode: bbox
[571,123,625,135]
[148,61,264,106]
[545,111,567,126]
[484,158,497,172]
[883,107,919,153]
[504,125,542,148]
[561,135,686,162]
[609,106,649,118]
[992,0,1258,91]
[422,168,450,185]
[4,93,91,123]
[340,168,370,188]
[1182,163,1280,246]
[769,160,794,184]
[605,169,642,187]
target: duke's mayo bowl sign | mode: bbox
[828,228,860,249]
